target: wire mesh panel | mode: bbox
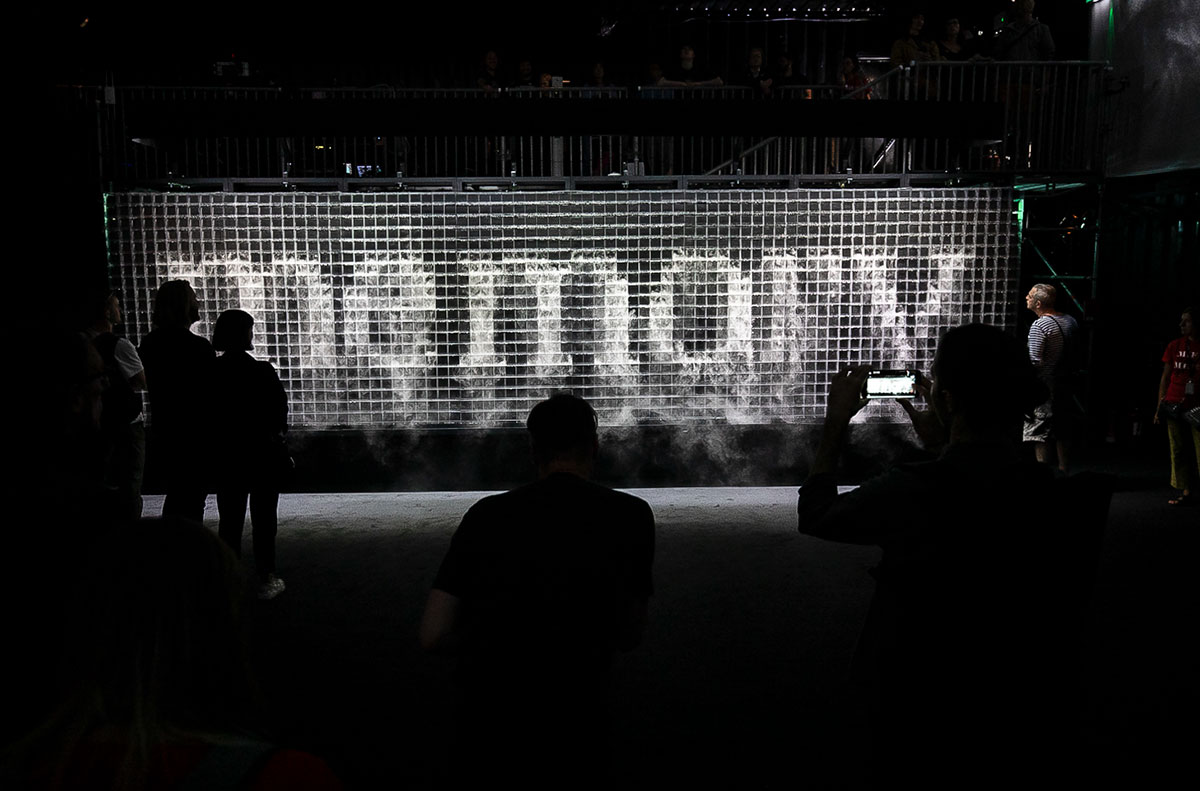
[106,189,1015,428]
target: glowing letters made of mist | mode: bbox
[164,250,968,425]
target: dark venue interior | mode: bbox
[9,1,1199,789]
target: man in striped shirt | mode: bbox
[1023,283,1079,473]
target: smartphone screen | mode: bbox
[864,369,916,399]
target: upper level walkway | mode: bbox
[64,61,1108,190]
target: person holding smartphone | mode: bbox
[796,324,1110,786]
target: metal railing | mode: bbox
[713,61,1106,178]
[903,60,1105,174]
[73,63,1107,188]
[706,76,897,177]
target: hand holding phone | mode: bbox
[895,371,946,452]
[827,365,872,422]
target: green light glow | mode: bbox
[1013,182,1088,193]
[1107,3,1116,60]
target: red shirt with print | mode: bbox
[1162,336,1199,407]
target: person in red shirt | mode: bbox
[1154,307,1199,505]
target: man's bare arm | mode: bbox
[1154,361,1172,424]
[808,366,870,476]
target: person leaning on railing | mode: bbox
[938,15,989,61]
[659,44,724,88]
[738,47,774,97]
[992,0,1055,61]
[890,12,942,67]
[840,56,872,99]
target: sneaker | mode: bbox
[257,575,286,600]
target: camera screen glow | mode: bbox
[865,372,917,399]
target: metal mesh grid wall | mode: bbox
[105,189,1015,428]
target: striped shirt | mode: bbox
[1028,314,1078,375]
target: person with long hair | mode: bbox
[890,12,941,67]
[211,309,290,600]
[937,16,972,61]
[1154,306,1200,506]
[137,280,214,524]
[840,55,872,98]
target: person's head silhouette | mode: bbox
[929,323,1046,441]
[212,308,255,352]
[152,280,200,330]
[526,393,600,478]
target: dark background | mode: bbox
[33,2,1094,86]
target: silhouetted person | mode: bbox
[1023,283,1079,473]
[475,49,504,92]
[30,331,110,510]
[1,518,343,790]
[937,15,978,61]
[772,51,807,89]
[513,56,536,87]
[5,331,122,745]
[137,281,215,524]
[797,324,1110,788]
[993,0,1054,61]
[840,55,872,98]
[738,47,773,96]
[584,60,612,88]
[890,12,941,66]
[1154,306,1199,506]
[420,393,655,789]
[660,44,723,88]
[211,310,290,600]
[85,290,147,520]
[645,61,664,87]
[838,55,872,169]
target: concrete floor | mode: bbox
[144,474,1198,789]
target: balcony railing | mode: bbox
[68,62,1107,188]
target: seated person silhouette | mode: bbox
[3,518,342,790]
[797,324,1111,788]
[421,393,655,789]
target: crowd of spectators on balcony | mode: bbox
[452,18,1053,100]
[177,5,1058,96]
[437,8,1055,103]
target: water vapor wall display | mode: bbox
[106,189,1015,428]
